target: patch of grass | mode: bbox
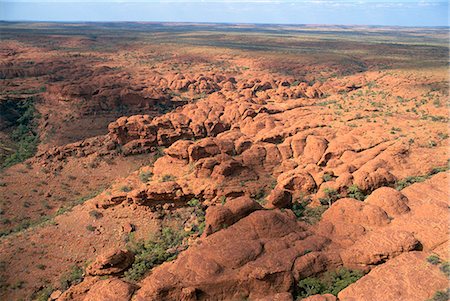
[296,268,364,299]
[139,171,153,183]
[86,224,96,232]
[124,227,187,282]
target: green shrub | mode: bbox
[186,198,206,235]
[426,254,441,265]
[319,188,340,207]
[296,268,364,299]
[347,184,366,201]
[187,198,200,207]
[297,277,324,298]
[124,227,187,281]
[292,200,327,225]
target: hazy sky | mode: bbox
[0,0,448,26]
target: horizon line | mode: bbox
[1,20,449,29]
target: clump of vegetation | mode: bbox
[296,268,364,298]
[347,184,366,201]
[322,173,333,182]
[395,175,428,190]
[89,210,103,219]
[124,227,187,281]
[395,164,449,190]
[60,265,84,291]
[428,289,450,301]
[187,198,206,235]
[292,199,327,225]
[160,174,176,182]
[2,97,40,168]
[426,254,441,265]
[32,286,53,301]
[139,171,153,183]
[36,264,46,270]
[439,262,450,277]
[86,224,96,232]
[120,185,132,192]
[319,188,340,207]
[251,187,268,206]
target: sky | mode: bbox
[0,0,448,26]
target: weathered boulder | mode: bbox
[204,196,262,236]
[365,187,410,217]
[266,188,292,209]
[86,249,134,276]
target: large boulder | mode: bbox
[86,249,134,276]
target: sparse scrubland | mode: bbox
[0,22,448,301]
